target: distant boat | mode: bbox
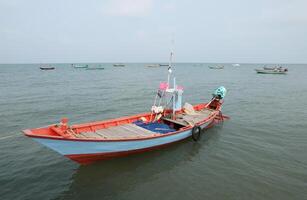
[263,66,287,71]
[261,65,288,72]
[40,66,55,70]
[232,64,240,67]
[208,66,224,69]
[255,68,288,74]
[263,67,276,70]
[263,65,279,70]
[159,64,170,67]
[146,64,160,68]
[86,66,105,70]
[113,64,125,67]
[73,64,88,69]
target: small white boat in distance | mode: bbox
[209,66,224,69]
[72,64,88,69]
[263,66,287,71]
[113,64,125,67]
[255,68,288,74]
[232,64,240,67]
[159,64,170,67]
[146,64,160,68]
[86,66,105,70]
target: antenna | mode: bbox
[167,35,175,87]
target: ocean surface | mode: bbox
[0,63,306,200]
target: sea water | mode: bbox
[0,63,306,200]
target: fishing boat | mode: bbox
[263,66,287,71]
[208,66,224,69]
[23,53,228,165]
[113,64,125,67]
[159,64,170,67]
[263,66,276,70]
[40,66,55,70]
[255,68,288,74]
[86,66,105,70]
[73,64,88,69]
[146,64,160,68]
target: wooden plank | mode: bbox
[79,132,103,138]
[161,117,189,127]
[95,129,121,139]
[91,131,108,139]
[122,124,157,136]
[109,124,156,137]
[181,112,212,124]
[74,133,88,138]
[78,110,214,140]
[196,109,213,116]
[173,109,214,126]
[93,123,157,139]
[113,125,143,137]
[121,124,150,136]
[107,126,137,138]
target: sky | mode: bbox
[0,0,307,63]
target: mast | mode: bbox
[167,37,175,87]
[150,37,182,122]
[166,38,182,119]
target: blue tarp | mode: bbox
[134,121,176,134]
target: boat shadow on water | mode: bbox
[57,126,223,199]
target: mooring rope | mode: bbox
[0,133,22,140]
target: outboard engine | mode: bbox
[208,86,227,110]
[212,86,227,100]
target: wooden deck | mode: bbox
[172,109,215,126]
[73,109,215,140]
[74,123,158,139]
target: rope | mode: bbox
[0,133,22,140]
[219,111,224,122]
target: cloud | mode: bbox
[260,0,307,24]
[161,0,176,13]
[136,29,146,39]
[102,0,153,17]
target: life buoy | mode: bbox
[192,126,201,141]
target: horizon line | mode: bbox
[0,62,306,65]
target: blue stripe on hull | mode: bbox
[33,120,212,156]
